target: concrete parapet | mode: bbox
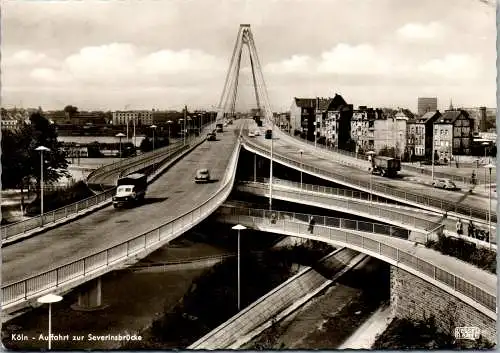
[390,266,496,344]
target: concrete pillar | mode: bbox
[71,278,108,311]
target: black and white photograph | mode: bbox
[0,0,497,350]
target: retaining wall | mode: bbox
[390,266,496,343]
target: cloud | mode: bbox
[4,50,58,67]
[396,22,445,40]
[317,44,404,75]
[418,54,481,79]
[264,55,312,74]
[23,43,225,86]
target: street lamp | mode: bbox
[366,150,376,204]
[298,149,304,189]
[150,125,157,172]
[269,118,274,211]
[232,224,246,311]
[482,142,490,190]
[179,119,185,146]
[484,163,494,249]
[35,146,50,217]
[115,133,125,159]
[37,293,63,350]
[187,117,192,142]
[167,120,173,141]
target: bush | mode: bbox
[425,234,496,274]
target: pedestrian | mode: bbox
[455,219,463,235]
[471,171,476,185]
[467,220,474,238]
[308,216,316,234]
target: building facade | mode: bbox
[406,111,441,159]
[373,110,408,158]
[417,97,438,116]
[350,106,382,152]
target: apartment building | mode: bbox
[406,110,441,158]
[373,110,408,158]
[350,106,383,152]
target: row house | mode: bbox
[433,110,473,160]
[373,110,409,158]
[406,111,441,159]
[350,106,383,152]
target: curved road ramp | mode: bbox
[0,127,213,245]
[188,248,366,349]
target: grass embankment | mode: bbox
[426,234,496,274]
[373,316,495,349]
[123,240,334,349]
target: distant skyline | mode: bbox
[2,0,496,113]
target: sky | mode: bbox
[2,0,496,113]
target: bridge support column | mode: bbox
[71,277,108,311]
[390,266,496,344]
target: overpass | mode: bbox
[241,132,496,226]
[212,205,496,321]
[1,122,244,317]
[235,178,496,248]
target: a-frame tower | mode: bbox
[216,24,273,122]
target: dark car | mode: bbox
[207,132,216,141]
[265,129,272,139]
[195,168,210,183]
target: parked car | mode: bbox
[248,131,255,137]
[195,168,210,183]
[207,132,216,141]
[432,178,458,190]
[254,130,260,136]
[265,129,272,139]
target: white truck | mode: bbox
[112,173,147,208]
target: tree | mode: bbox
[1,112,69,201]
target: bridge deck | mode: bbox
[2,122,242,286]
[249,132,495,219]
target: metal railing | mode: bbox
[215,207,496,315]
[0,129,213,242]
[242,137,496,224]
[237,179,442,231]
[278,128,488,186]
[1,126,243,310]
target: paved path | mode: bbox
[2,121,242,285]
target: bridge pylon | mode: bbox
[216,24,273,123]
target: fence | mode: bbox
[237,179,442,232]
[1,125,243,310]
[242,137,496,224]
[215,208,496,316]
[216,206,411,240]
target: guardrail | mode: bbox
[239,178,442,232]
[278,128,484,186]
[215,208,496,317]
[1,126,243,310]
[217,206,411,240]
[242,137,496,224]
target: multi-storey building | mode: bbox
[432,109,473,159]
[433,116,453,162]
[1,119,19,130]
[350,106,383,152]
[290,97,324,140]
[406,110,441,159]
[417,97,438,116]
[373,110,408,158]
[112,110,154,126]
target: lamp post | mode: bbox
[37,293,63,350]
[232,224,247,311]
[35,146,50,217]
[166,120,173,142]
[484,163,494,249]
[115,133,125,159]
[299,149,304,189]
[482,142,490,190]
[151,125,157,172]
[366,150,376,204]
[187,117,192,142]
[269,117,274,211]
